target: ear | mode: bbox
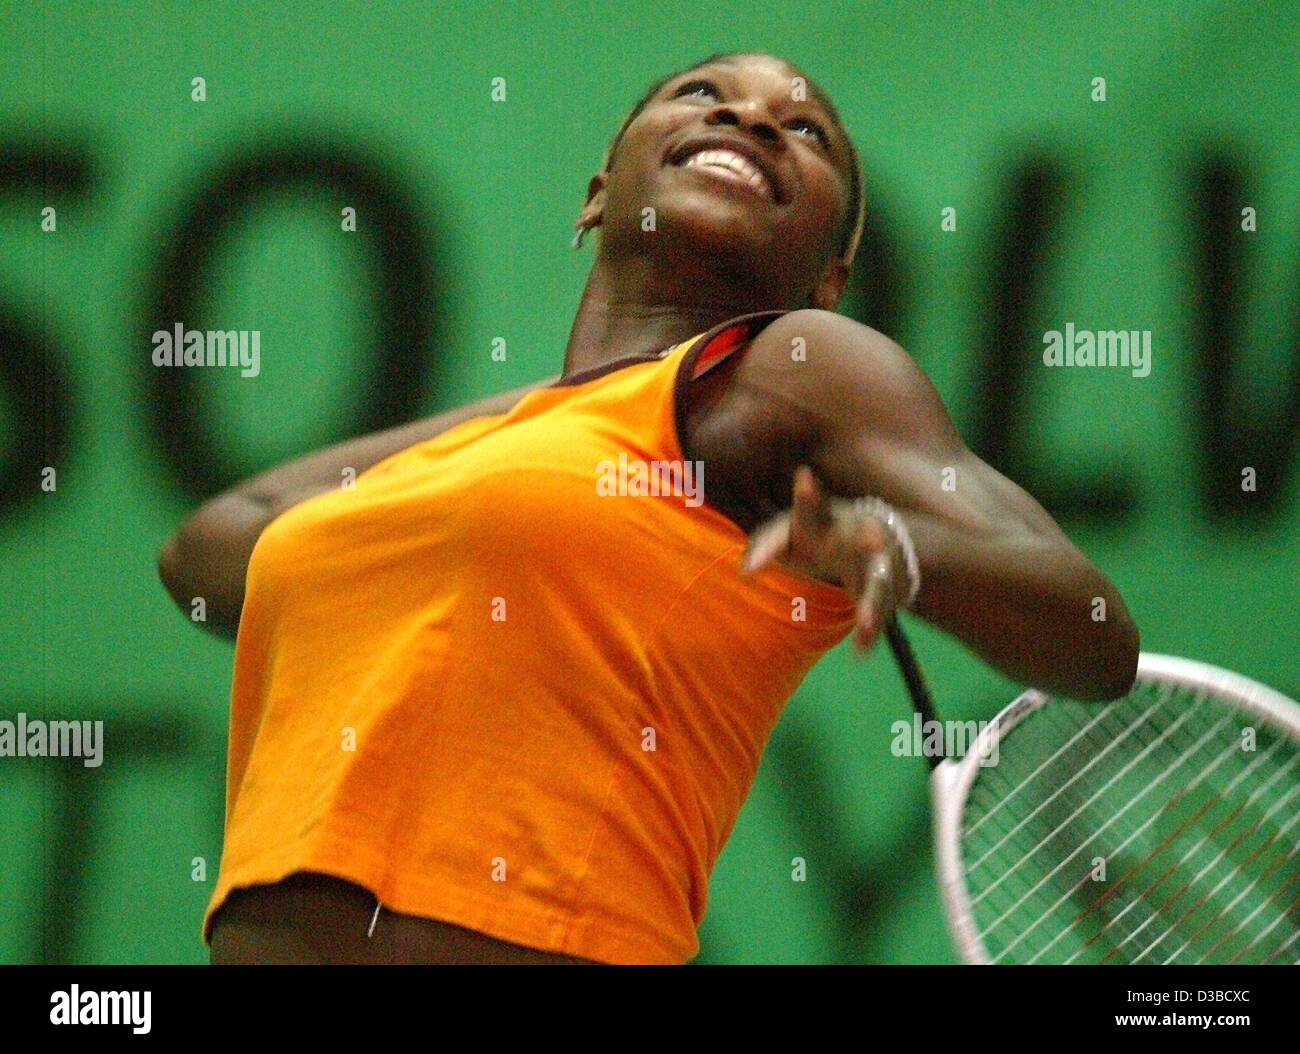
[575,170,607,234]
[809,256,849,310]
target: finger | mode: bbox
[788,466,832,560]
[850,508,889,556]
[852,550,897,653]
[740,515,791,574]
[793,464,820,504]
[789,466,819,532]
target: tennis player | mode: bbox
[158,51,1140,965]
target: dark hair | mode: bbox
[601,51,865,263]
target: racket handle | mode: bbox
[885,617,943,768]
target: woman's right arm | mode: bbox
[156,374,557,639]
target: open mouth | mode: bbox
[667,138,782,204]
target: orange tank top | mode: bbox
[203,310,858,963]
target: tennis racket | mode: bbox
[884,620,1300,965]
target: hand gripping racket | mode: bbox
[884,620,1300,965]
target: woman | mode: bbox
[158,51,1139,965]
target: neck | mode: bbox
[561,245,791,378]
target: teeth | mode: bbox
[682,149,772,198]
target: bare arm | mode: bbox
[156,374,557,639]
[743,309,1139,701]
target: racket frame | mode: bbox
[927,652,1300,965]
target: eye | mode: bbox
[672,78,720,102]
[787,116,831,150]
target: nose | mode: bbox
[703,100,784,148]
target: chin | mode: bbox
[654,194,775,262]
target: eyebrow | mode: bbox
[803,82,839,121]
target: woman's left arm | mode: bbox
[743,309,1140,701]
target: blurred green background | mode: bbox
[1,0,1296,963]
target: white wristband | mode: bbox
[851,496,921,609]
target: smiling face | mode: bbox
[581,53,859,307]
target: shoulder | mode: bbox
[741,309,959,446]
[751,307,883,353]
[749,308,895,359]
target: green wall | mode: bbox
[1,0,1296,963]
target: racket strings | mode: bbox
[974,771,1294,964]
[983,714,1294,960]
[1009,727,1296,963]
[1130,764,1299,964]
[988,746,1296,961]
[1084,767,1298,964]
[966,686,1210,898]
[966,690,1230,940]
[972,707,1247,960]
[956,680,1300,964]
[1103,777,1298,964]
[963,689,1176,871]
